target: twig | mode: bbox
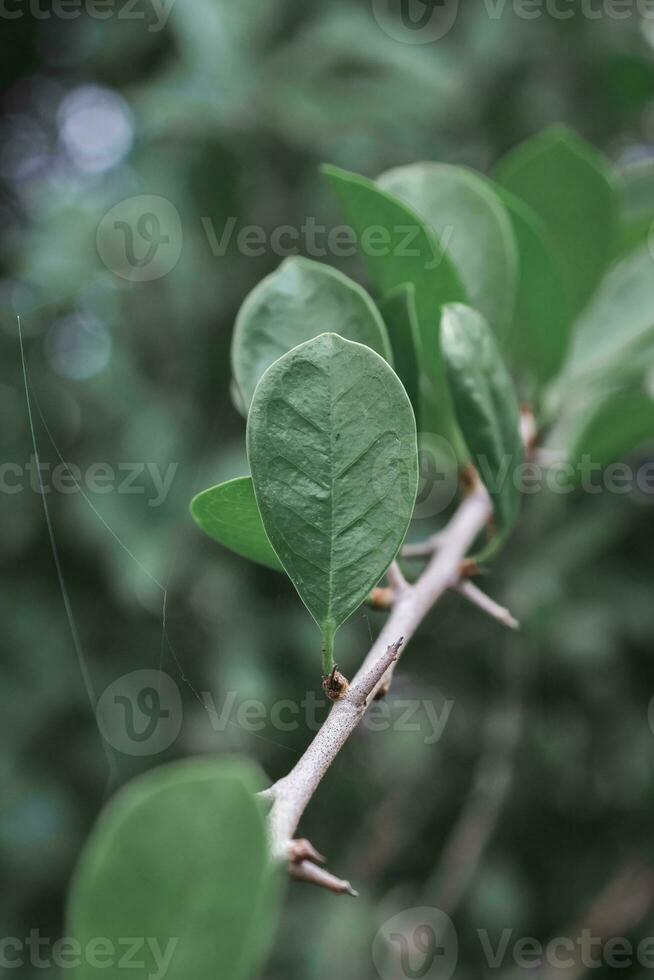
[386,559,409,595]
[263,483,492,890]
[290,861,359,897]
[401,532,445,559]
[455,579,520,630]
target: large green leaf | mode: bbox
[231,256,393,413]
[67,758,280,980]
[378,283,422,423]
[191,477,284,572]
[617,159,654,256]
[494,126,619,317]
[247,333,418,671]
[495,186,572,387]
[322,163,466,437]
[377,163,518,336]
[441,304,523,555]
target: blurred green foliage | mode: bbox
[2,2,654,978]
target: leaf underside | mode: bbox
[247,333,418,645]
[377,162,518,337]
[231,255,393,413]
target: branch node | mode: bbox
[322,665,350,702]
[288,839,326,865]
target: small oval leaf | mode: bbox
[247,333,418,666]
[231,256,393,413]
[67,758,280,980]
[377,162,518,336]
[191,477,284,572]
[441,304,523,555]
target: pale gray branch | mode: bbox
[290,860,359,897]
[456,579,520,630]
[263,484,492,889]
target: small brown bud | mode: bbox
[459,558,481,579]
[322,665,350,702]
[369,587,394,610]
[459,464,481,496]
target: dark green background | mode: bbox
[1,2,654,977]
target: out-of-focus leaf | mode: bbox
[617,159,654,256]
[441,304,522,555]
[555,243,654,393]
[570,383,654,468]
[67,758,280,980]
[322,163,466,437]
[378,283,421,423]
[495,186,572,386]
[377,163,518,335]
[258,7,464,164]
[231,256,392,412]
[494,126,619,317]
[191,477,283,572]
[247,333,418,669]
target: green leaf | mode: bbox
[247,333,418,671]
[231,256,393,412]
[377,163,518,336]
[378,283,422,423]
[322,163,466,437]
[617,159,654,256]
[494,126,619,317]
[67,758,280,980]
[571,384,654,469]
[555,243,654,393]
[495,186,572,386]
[191,477,284,572]
[441,304,523,555]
